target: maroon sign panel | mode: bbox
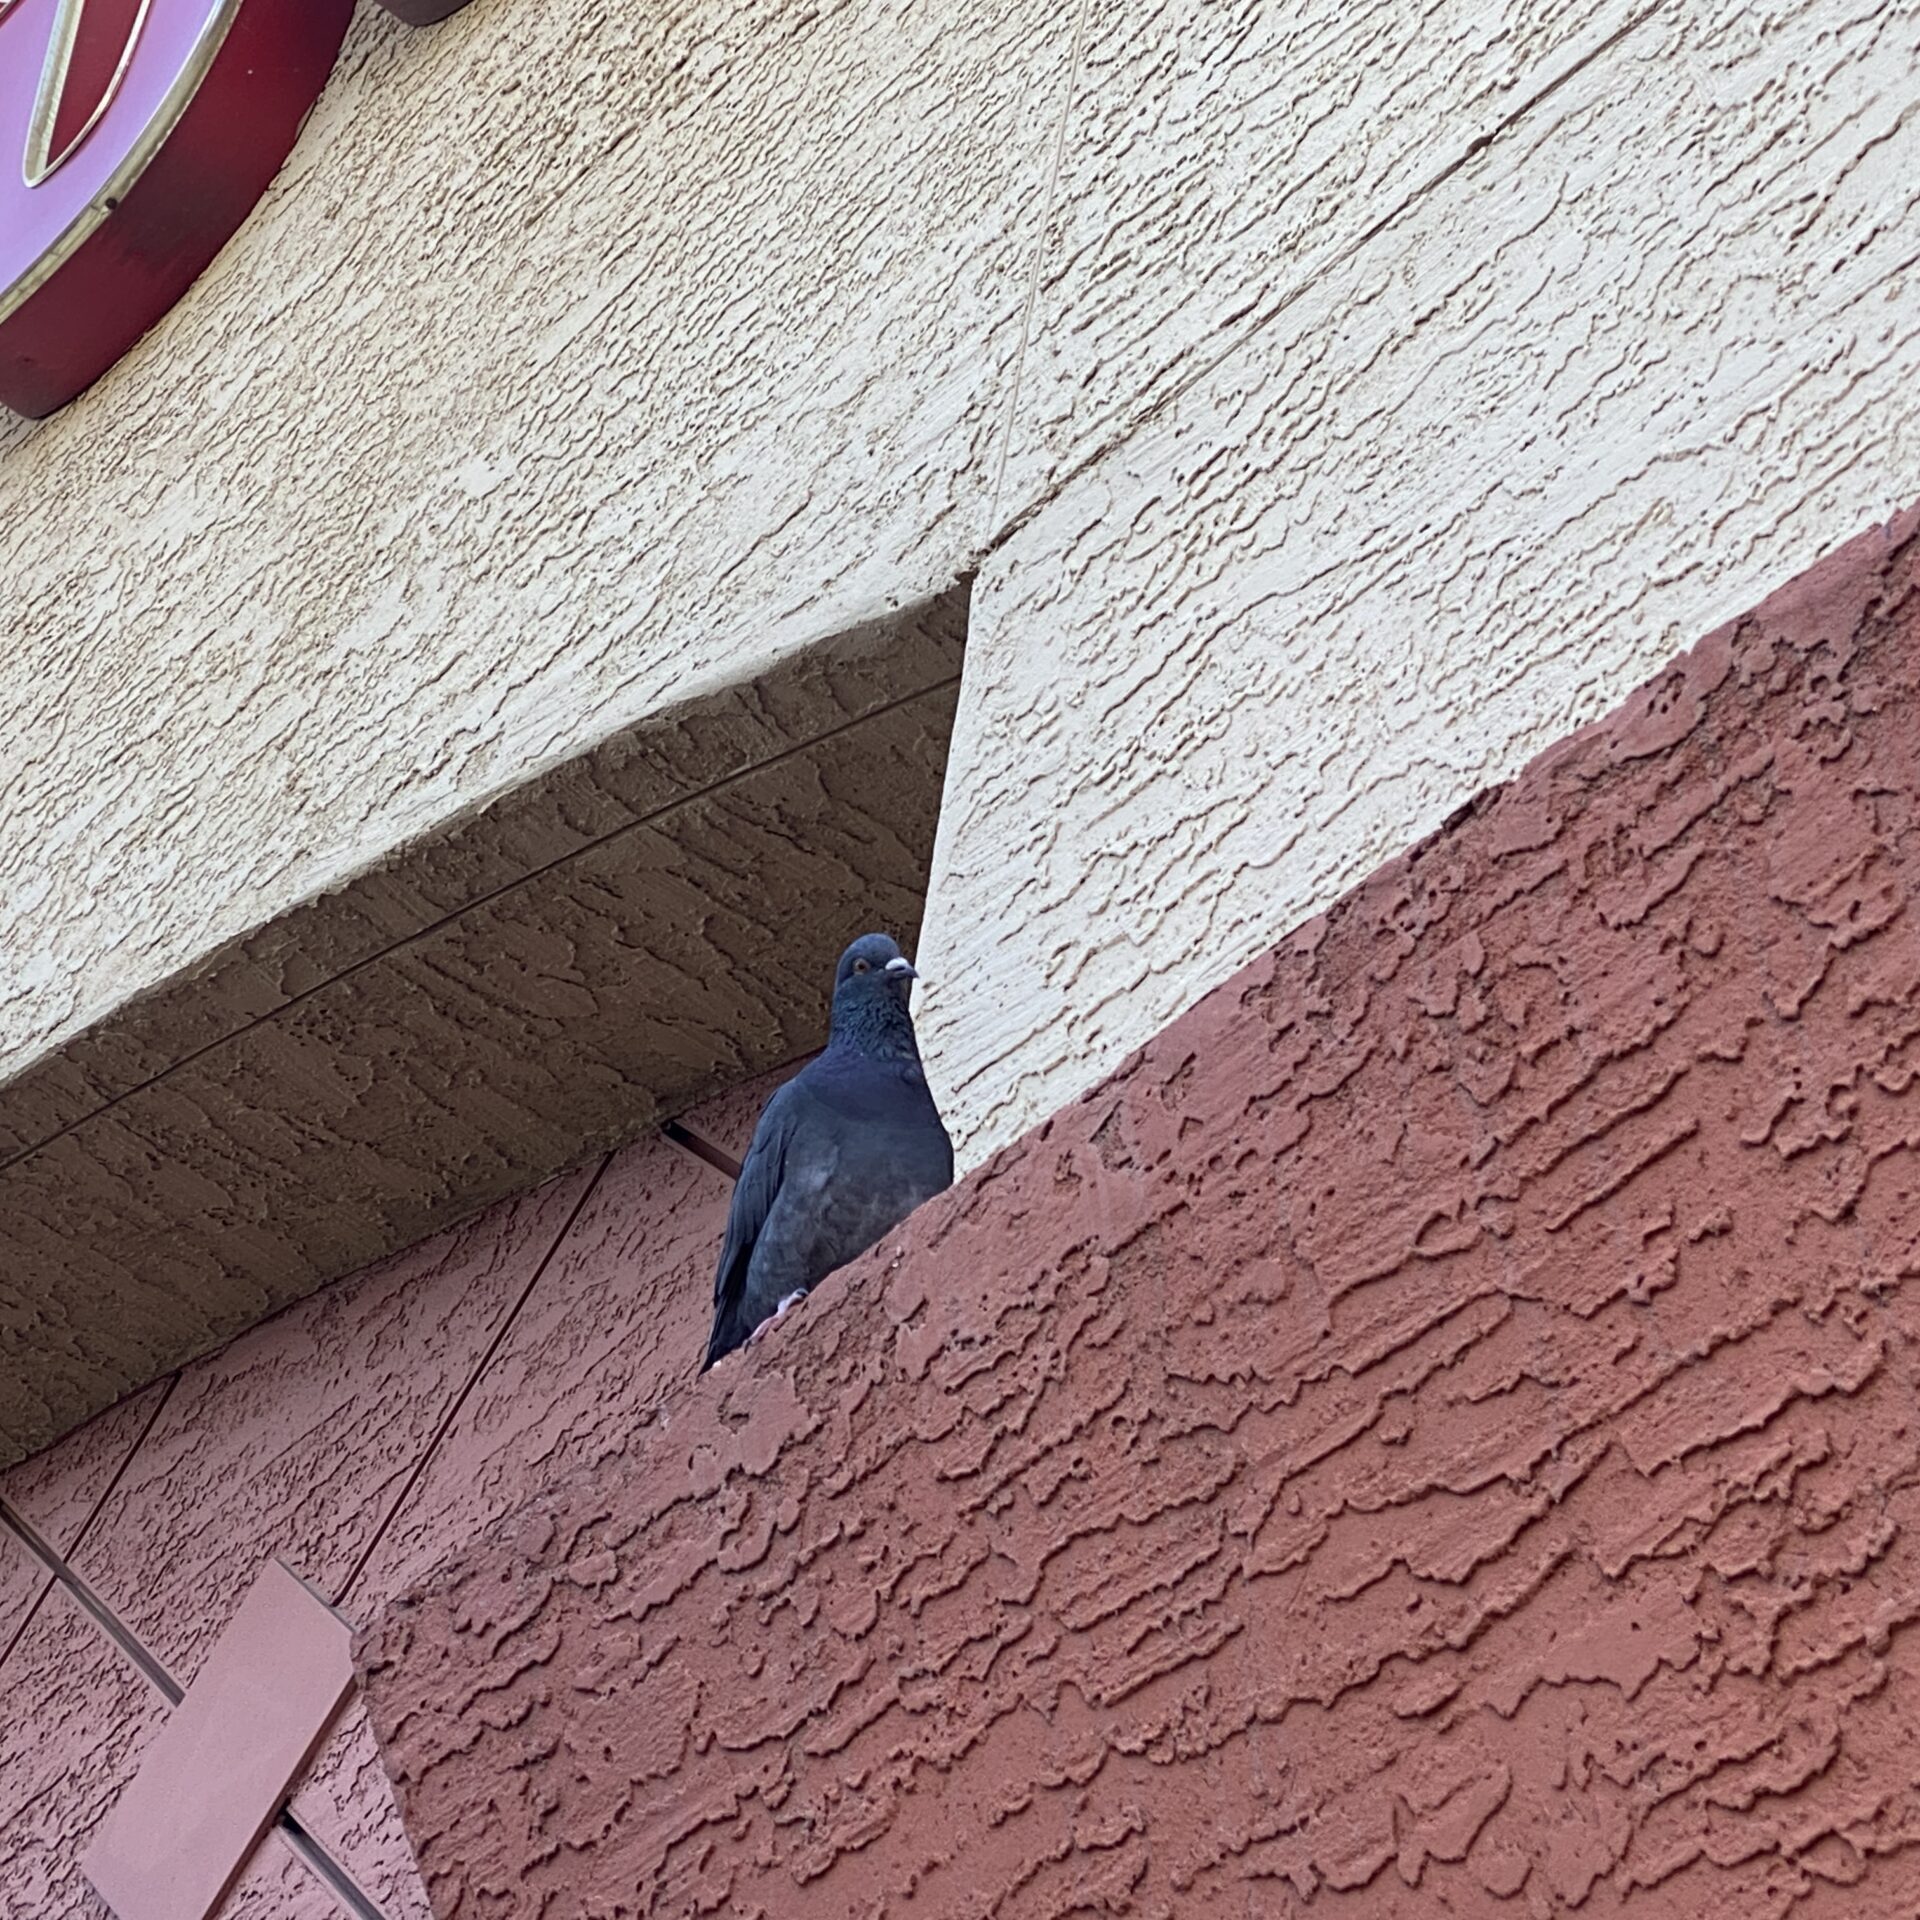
[0,0,464,419]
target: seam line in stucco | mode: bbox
[0,1549,54,1680]
[979,0,1673,556]
[985,0,1094,537]
[0,1371,178,1680]
[277,1809,388,1920]
[0,671,964,1179]
[335,1151,617,1608]
[1,1489,184,1701]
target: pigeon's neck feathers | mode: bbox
[825,983,922,1064]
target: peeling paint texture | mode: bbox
[365,511,1920,1917]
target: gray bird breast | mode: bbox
[741,1083,951,1322]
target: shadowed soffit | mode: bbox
[0,591,968,1467]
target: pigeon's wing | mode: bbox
[702,1078,805,1370]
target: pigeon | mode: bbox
[701,932,954,1370]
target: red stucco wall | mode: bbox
[362,508,1920,1918]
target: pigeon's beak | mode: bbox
[885,956,918,982]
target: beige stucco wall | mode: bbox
[0,0,1073,1085]
[917,0,1920,1158]
[5,0,1919,1167]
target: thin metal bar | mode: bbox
[661,1118,742,1182]
[0,1492,180,1702]
[276,1809,388,1920]
[0,1375,176,1676]
[0,1486,397,1920]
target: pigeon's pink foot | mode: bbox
[745,1290,809,1348]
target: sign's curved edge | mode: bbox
[0,0,481,418]
[0,0,244,329]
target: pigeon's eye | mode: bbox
[853,958,871,974]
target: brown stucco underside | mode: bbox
[362,507,1920,1917]
[0,596,963,1469]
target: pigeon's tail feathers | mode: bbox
[701,1306,747,1372]
[700,1080,801,1373]
[702,1234,758,1371]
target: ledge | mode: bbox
[359,511,1920,1917]
[0,591,966,1466]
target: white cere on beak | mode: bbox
[885,956,916,976]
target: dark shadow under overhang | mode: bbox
[0,591,966,1466]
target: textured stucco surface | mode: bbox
[9,1172,594,1919]
[0,1587,166,1920]
[0,1061,828,1915]
[210,1842,342,1920]
[68,1169,595,1677]
[0,1526,33,1670]
[919,0,1920,1160]
[0,1380,165,1658]
[0,0,1072,1089]
[16,0,1914,1165]
[347,1121,734,1610]
[0,606,959,1166]
[994,0,1639,509]
[0,0,1639,1103]
[285,1702,435,1920]
[9,0,1918,1456]
[0,1387,173,1918]
[362,510,1920,1916]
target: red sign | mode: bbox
[0,0,464,418]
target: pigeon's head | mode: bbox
[833,931,918,1005]
[827,932,924,1057]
